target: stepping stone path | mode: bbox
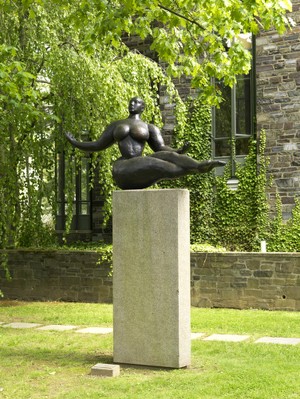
[37,325,78,331]
[1,323,300,345]
[203,334,250,342]
[191,332,206,340]
[2,322,42,329]
[255,337,300,345]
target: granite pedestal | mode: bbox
[113,189,191,368]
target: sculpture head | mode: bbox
[128,97,145,115]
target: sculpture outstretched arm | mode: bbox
[147,124,190,154]
[65,123,116,152]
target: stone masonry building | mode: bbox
[256,0,300,218]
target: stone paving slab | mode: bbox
[203,334,250,342]
[191,333,206,340]
[1,322,300,346]
[2,322,42,329]
[255,337,300,345]
[75,327,113,334]
[37,325,78,331]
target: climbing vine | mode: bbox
[159,97,214,243]
[162,109,273,251]
[211,131,270,251]
[267,196,300,252]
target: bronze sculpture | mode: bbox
[65,97,225,189]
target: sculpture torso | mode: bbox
[113,118,150,159]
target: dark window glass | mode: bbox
[213,73,254,160]
[236,74,251,138]
[214,80,232,157]
[215,81,231,140]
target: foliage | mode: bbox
[267,196,300,252]
[160,103,272,251]
[0,0,181,250]
[171,110,300,252]
[0,1,177,292]
[0,0,295,289]
[80,0,292,105]
[211,131,270,251]
[159,98,215,243]
[50,46,181,227]
[0,2,71,255]
[190,243,226,253]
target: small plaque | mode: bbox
[90,363,120,377]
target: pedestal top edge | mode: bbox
[113,188,189,194]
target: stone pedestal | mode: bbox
[113,189,191,368]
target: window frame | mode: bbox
[211,36,256,171]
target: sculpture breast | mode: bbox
[113,123,130,141]
[113,122,149,142]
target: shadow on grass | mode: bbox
[0,345,182,373]
[0,345,114,368]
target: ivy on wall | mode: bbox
[161,100,300,252]
[160,100,270,250]
[158,98,215,244]
[267,196,300,252]
[211,132,270,251]
[211,130,300,252]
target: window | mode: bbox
[212,37,256,170]
[56,152,92,231]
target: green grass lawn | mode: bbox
[0,301,300,399]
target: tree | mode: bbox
[0,0,183,254]
[0,0,292,255]
[76,0,292,104]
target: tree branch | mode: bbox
[158,3,205,31]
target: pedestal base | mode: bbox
[113,189,191,368]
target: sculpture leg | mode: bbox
[151,152,200,170]
[112,155,226,190]
[113,157,186,190]
[151,152,225,173]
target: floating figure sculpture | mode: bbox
[65,97,225,189]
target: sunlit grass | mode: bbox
[0,302,300,398]
[0,301,112,326]
[1,301,300,337]
[191,307,300,337]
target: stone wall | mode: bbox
[1,250,299,311]
[191,252,300,311]
[0,250,112,303]
[256,0,300,218]
[159,74,197,145]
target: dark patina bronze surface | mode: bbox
[65,97,225,189]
